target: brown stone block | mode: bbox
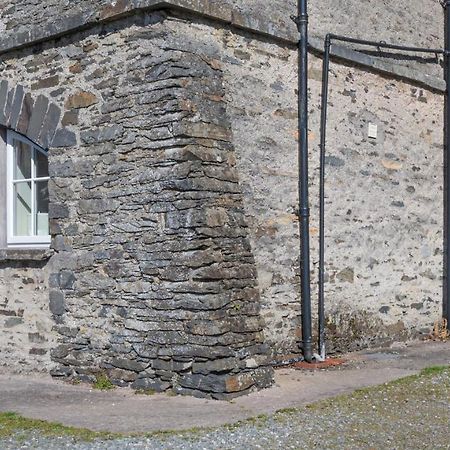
[69,63,82,74]
[224,372,255,393]
[31,75,59,90]
[65,91,98,109]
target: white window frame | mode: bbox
[6,130,50,248]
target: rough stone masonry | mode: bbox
[0,0,446,397]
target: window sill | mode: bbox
[0,248,54,262]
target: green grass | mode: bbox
[92,374,115,390]
[419,365,449,376]
[134,388,156,396]
[0,412,119,441]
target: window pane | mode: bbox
[14,182,32,236]
[13,140,32,180]
[35,180,49,236]
[36,149,49,178]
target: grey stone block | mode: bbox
[110,358,147,372]
[3,88,15,126]
[131,378,171,392]
[48,203,69,219]
[8,85,25,129]
[59,271,76,290]
[39,103,61,149]
[27,94,49,141]
[4,317,24,328]
[16,92,34,135]
[0,80,9,125]
[52,128,77,148]
[49,291,65,316]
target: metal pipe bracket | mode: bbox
[290,14,308,31]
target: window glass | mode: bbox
[35,180,49,236]
[36,150,49,178]
[13,182,32,236]
[7,130,50,246]
[13,140,32,180]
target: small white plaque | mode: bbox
[368,123,378,139]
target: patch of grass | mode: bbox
[223,413,269,432]
[92,374,115,391]
[0,412,120,441]
[420,365,449,376]
[135,388,156,396]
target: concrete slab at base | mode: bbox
[0,340,449,433]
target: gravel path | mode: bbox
[1,368,449,450]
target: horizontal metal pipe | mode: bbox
[328,33,445,54]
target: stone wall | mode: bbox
[162,12,444,355]
[223,30,443,355]
[0,0,444,81]
[0,1,446,390]
[0,12,273,398]
[0,255,56,372]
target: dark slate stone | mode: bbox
[59,270,76,289]
[3,88,15,125]
[29,348,47,356]
[52,128,77,148]
[0,80,9,125]
[110,357,147,372]
[50,366,73,377]
[49,160,75,177]
[27,94,49,141]
[179,373,226,393]
[8,85,25,129]
[325,156,345,167]
[28,332,47,343]
[131,378,171,392]
[39,103,61,149]
[4,317,24,328]
[51,235,72,252]
[49,290,66,316]
[172,386,211,399]
[48,203,69,219]
[80,125,123,144]
[16,92,34,135]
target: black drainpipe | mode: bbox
[292,0,313,362]
[318,34,331,359]
[444,0,450,326]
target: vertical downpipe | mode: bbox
[444,1,450,326]
[318,35,331,359]
[293,0,313,362]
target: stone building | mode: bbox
[0,0,446,397]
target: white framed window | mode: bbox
[6,130,50,248]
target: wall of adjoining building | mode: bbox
[232,48,443,353]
